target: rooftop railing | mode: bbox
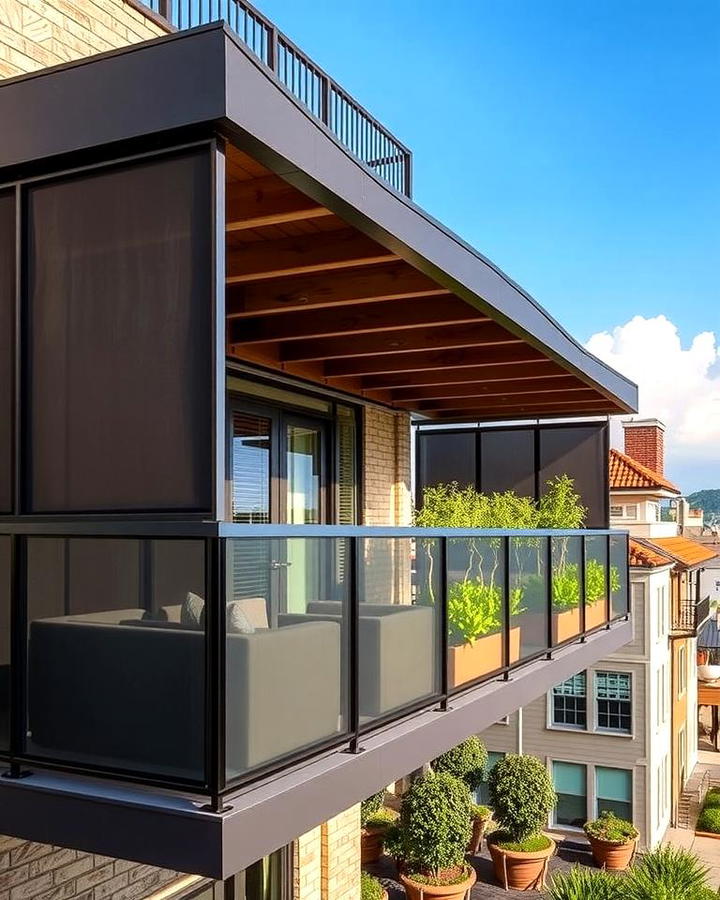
[0,525,628,808]
[140,0,413,196]
[674,594,711,634]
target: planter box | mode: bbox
[449,627,520,688]
[585,599,607,630]
[553,606,581,643]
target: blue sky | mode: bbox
[257,0,719,344]
[254,0,720,492]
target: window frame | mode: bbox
[551,759,588,831]
[594,765,633,822]
[594,670,633,736]
[550,673,588,731]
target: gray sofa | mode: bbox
[28,614,341,780]
[279,601,437,719]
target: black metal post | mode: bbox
[503,535,511,680]
[267,26,278,72]
[205,536,227,811]
[438,537,450,709]
[347,535,362,753]
[546,537,553,658]
[5,535,29,779]
[579,535,586,642]
[605,533,611,628]
[320,76,330,126]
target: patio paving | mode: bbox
[365,840,596,897]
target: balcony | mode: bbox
[673,594,711,635]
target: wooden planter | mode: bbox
[488,837,555,891]
[360,826,387,864]
[553,606,581,643]
[400,866,476,900]
[588,835,637,870]
[449,627,521,688]
[467,814,490,855]
[585,599,607,630]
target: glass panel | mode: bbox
[359,537,440,724]
[552,536,582,644]
[225,537,349,783]
[232,412,271,524]
[0,191,13,514]
[596,671,632,733]
[417,432,476,493]
[445,536,507,688]
[596,767,632,820]
[552,673,587,729]
[510,536,549,660]
[539,425,608,528]
[336,406,357,525]
[234,847,289,900]
[553,761,587,827]
[585,535,609,629]
[26,537,206,781]
[27,150,213,513]
[610,534,628,618]
[286,425,321,525]
[0,537,9,750]
[480,429,535,497]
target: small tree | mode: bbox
[400,772,472,876]
[360,790,385,827]
[432,736,488,793]
[488,754,556,843]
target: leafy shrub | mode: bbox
[400,772,472,876]
[363,808,397,831]
[537,475,587,529]
[471,804,491,820]
[360,872,384,900]
[546,866,623,900]
[487,754,556,843]
[623,845,712,900]
[552,564,581,610]
[433,737,488,791]
[584,810,639,843]
[360,791,385,827]
[381,823,404,861]
[697,807,720,834]
[703,788,720,810]
[488,831,552,852]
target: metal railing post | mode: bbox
[347,536,362,753]
[4,535,29,780]
[579,535,586,641]
[503,535,511,679]
[438,537,450,710]
[205,536,227,812]
[546,537,553,657]
[605,533,612,628]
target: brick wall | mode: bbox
[293,805,360,900]
[623,420,665,475]
[0,0,166,80]
[0,838,180,900]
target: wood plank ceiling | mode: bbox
[225,145,616,421]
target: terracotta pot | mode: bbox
[449,627,521,688]
[467,814,490,855]
[553,606,581,643]
[588,835,637,871]
[400,866,476,900]
[360,827,387,864]
[585,599,607,630]
[488,837,555,891]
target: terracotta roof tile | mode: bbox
[628,538,674,568]
[609,448,680,494]
[646,536,718,568]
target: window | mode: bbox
[552,673,587,729]
[657,585,667,639]
[476,751,505,806]
[553,761,587,828]
[657,665,667,728]
[610,504,637,520]
[596,767,632,821]
[610,505,623,518]
[649,502,660,522]
[596,672,632,734]
[679,645,687,696]
[625,504,638,519]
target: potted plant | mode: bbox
[397,772,477,900]
[360,872,388,900]
[361,791,396,863]
[432,737,490,853]
[584,810,638,870]
[381,822,405,875]
[487,754,557,890]
[545,866,622,899]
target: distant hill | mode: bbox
[688,490,720,517]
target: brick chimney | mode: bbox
[622,418,665,475]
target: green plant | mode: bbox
[433,737,488,792]
[697,807,720,834]
[400,772,472,877]
[552,564,581,610]
[584,810,638,843]
[363,808,397,830]
[471,804,491,820]
[704,788,720,809]
[360,872,384,900]
[381,822,404,861]
[624,845,712,900]
[487,754,556,844]
[489,831,552,852]
[537,475,587,529]
[360,791,385,827]
[545,866,623,900]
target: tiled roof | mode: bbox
[629,539,674,568]
[647,536,718,568]
[609,448,681,494]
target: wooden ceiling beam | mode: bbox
[225,174,334,232]
[390,377,587,403]
[424,404,619,422]
[228,296,485,344]
[408,393,606,413]
[226,230,396,283]
[270,323,521,363]
[322,343,541,377]
[361,360,564,390]
[226,262,448,318]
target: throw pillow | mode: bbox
[181,591,205,629]
[226,600,255,635]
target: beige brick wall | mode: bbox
[0,0,166,80]
[362,407,412,527]
[0,837,180,900]
[293,805,360,900]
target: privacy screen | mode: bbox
[416,422,609,528]
[0,191,13,514]
[26,149,213,513]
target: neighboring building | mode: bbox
[481,419,715,847]
[0,2,639,898]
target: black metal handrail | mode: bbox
[674,594,711,633]
[140,0,413,196]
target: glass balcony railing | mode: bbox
[0,525,628,807]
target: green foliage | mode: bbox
[405,870,470,887]
[471,804,491,820]
[537,475,587,529]
[400,772,472,876]
[447,582,523,644]
[697,807,720,834]
[433,737,488,791]
[545,866,623,900]
[360,872,384,900]
[490,831,552,852]
[363,808,397,831]
[360,791,385,827]
[552,564,581,610]
[381,823,404,861]
[704,788,720,810]
[584,810,638,843]
[488,754,556,843]
[415,483,539,530]
[624,845,712,900]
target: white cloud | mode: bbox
[585,315,720,477]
